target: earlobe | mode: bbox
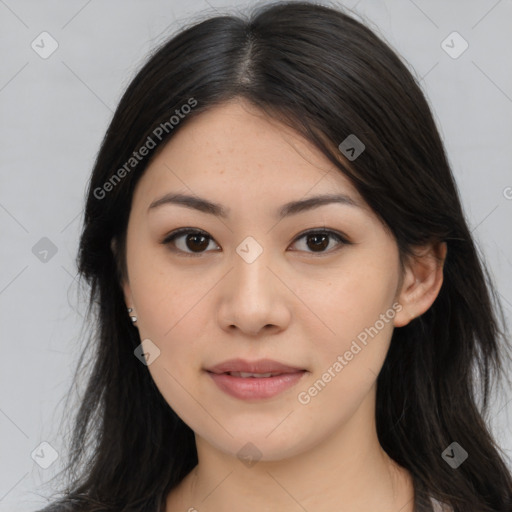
[393,242,447,328]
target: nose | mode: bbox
[216,245,291,337]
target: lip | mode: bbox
[205,358,307,400]
[206,358,305,375]
[207,371,307,400]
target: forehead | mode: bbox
[132,99,364,211]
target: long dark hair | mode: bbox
[37,2,512,511]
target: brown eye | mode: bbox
[306,233,329,251]
[161,228,350,257]
[183,233,210,252]
[289,230,349,254]
[162,229,219,255]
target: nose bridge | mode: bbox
[231,234,274,302]
[216,234,289,334]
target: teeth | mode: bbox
[228,372,279,378]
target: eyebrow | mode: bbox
[147,192,361,219]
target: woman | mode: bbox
[37,2,512,511]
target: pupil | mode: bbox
[308,234,328,251]
[187,234,209,252]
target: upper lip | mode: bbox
[206,358,305,375]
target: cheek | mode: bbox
[133,276,212,427]
[293,271,397,434]
[127,263,213,420]
[307,250,400,378]
[130,248,211,342]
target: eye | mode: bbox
[161,228,350,256]
[161,228,220,256]
[289,229,350,254]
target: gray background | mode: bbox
[1,0,511,509]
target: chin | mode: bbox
[202,424,313,463]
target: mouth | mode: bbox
[206,357,306,375]
[218,371,291,378]
[205,359,307,400]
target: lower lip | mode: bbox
[207,371,307,400]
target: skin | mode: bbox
[119,98,446,512]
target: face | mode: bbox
[120,99,406,462]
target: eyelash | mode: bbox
[160,227,351,257]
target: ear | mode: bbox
[393,241,447,328]
[111,237,133,307]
